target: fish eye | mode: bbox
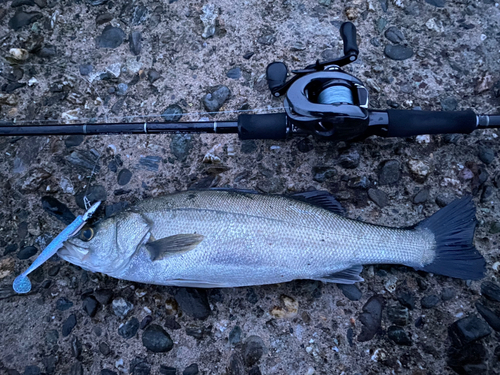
[80,227,95,241]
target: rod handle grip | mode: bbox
[238,113,288,140]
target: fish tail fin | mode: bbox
[414,195,485,280]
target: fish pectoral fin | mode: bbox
[290,190,346,216]
[145,233,204,261]
[315,265,364,284]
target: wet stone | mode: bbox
[387,305,410,326]
[75,185,107,209]
[297,138,314,153]
[174,288,211,320]
[447,342,487,374]
[243,51,254,59]
[243,336,266,366]
[337,284,362,301]
[129,31,142,55]
[118,317,140,339]
[162,105,183,122]
[478,144,495,165]
[140,315,153,329]
[112,297,134,318]
[99,342,111,356]
[66,150,100,171]
[17,246,37,260]
[97,26,126,49]
[42,196,76,225]
[475,302,500,331]
[148,69,160,83]
[83,296,99,317]
[117,169,132,186]
[183,364,198,375]
[202,86,230,112]
[246,288,259,304]
[142,324,173,352]
[441,96,458,111]
[226,67,241,79]
[378,160,401,185]
[23,366,41,375]
[42,355,57,374]
[384,26,404,44]
[312,166,336,183]
[227,353,245,375]
[65,135,84,148]
[101,370,117,375]
[248,367,262,375]
[229,325,242,346]
[4,244,18,256]
[358,295,384,342]
[159,366,177,375]
[56,297,73,311]
[169,134,192,162]
[116,83,128,96]
[9,11,42,30]
[38,45,56,58]
[48,265,60,277]
[70,362,83,375]
[186,325,211,340]
[339,149,360,169]
[421,294,440,309]
[481,281,500,302]
[425,0,445,6]
[94,289,113,305]
[449,315,492,347]
[388,326,412,346]
[413,188,429,204]
[96,12,113,25]
[368,188,388,208]
[397,290,415,310]
[12,0,35,6]
[441,288,456,301]
[384,45,413,60]
[164,316,181,330]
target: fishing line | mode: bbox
[317,85,354,105]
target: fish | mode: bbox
[57,189,486,288]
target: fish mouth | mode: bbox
[58,240,90,264]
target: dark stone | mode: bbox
[48,264,60,276]
[170,135,192,162]
[139,155,162,171]
[441,96,458,111]
[337,284,362,301]
[101,370,118,375]
[228,325,242,346]
[38,45,56,58]
[447,342,487,372]
[297,138,314,153]
[159,366,177,375]
[413,188,429,204]
[69,362,83,375]
[387,305,409,326]
[243,52,254,59]
[83,296,99,317]
[436,195,454,208]
[388,326,412,346]
[241,140,257,154]
[42,196,76,225]
[9,11,42,30]
[17,246,37,260]
[96,12,113,25]
[142,324,173,352]
[66,149,100,171]
[312,166,336,183]
[129,31,142,55]
[45,329,59,345]
[425,0,445,7]
[421,294,440,309]
[130,360,150,375]
[2,81,26,93]
[70,336,82,358]
[449,315,492,347]
[478,144,495,164]
[97,25,126,49]
[130,4,148,25]
[62,314,76,337]
[4,244,18,255]
[23,366,41,375]
[12,0,35,7]
[99,342,111,356]
[162,105,183,122]
[338,149,360,169]
[384,27,404,44]
[183,364,198,375]
[475,302,500,331]
[441,288,455,301]
[117,169,132,186]
[378,160,401,185]
[246,288,259,304]
[202,86,230,112]
[243,336,265,366]
[118,317,140,339]
[358,295,384,342]
[185,325,211,340]
[384,45,413,60]
[148,69,161,83]
[140,315,153,330]
[481,281,500,302]
[56,297,73,311]
[248,367,262,375]
[65,135,85,148]
[75,185,107,209]
[42,355,57,374]
[227,353,244,375]
[379,0,388,12]
[226,67,241,79]
[257,33,276,45]
[164,316,181,330]
[368,188,388,208]
[94,289,113,305]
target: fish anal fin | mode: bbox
[290,191,345,216]
[146,234,204,261]
[315,265,363,284]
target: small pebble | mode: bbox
[183,364,199,375]
[413,188,429,204]
[17,246,37,260]
[387,326,412,346]
[118,317,140,339]
[229,325,242,346]
[378,160,401,185]
[82,296,99,317]
[112,298,134,318]
[202,86,230,112]
[449,315,492,347]
[159,366,177,375]
[368,188,388,208]
[384,45,413,60]
[117,169,132,186]
[56,297,73,311]
[174,288,211,320]
[97,25,126,49]
[337,284,362,301]
[481,281,500,302]
[384,26,404,44]
[226,67,241,79]
[243,336,266,366]
[142,324,174,352]
[421,295,440,309]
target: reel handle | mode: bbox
[266,62,289,96]
[340,22,359,59]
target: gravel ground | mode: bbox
[1,0,500,374]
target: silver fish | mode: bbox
[58,190,485,288]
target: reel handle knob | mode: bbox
[266,62,288,96]
[340,22,359,60]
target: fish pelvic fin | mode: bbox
[413,195,485,280]
[145,233,204,261]
[313,265,364,284]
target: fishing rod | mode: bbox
[1,22,499,141]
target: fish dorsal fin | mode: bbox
[316,265,364,284]
[145,234,204,261]
[209,187,259,194]
[290,191,345,216]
